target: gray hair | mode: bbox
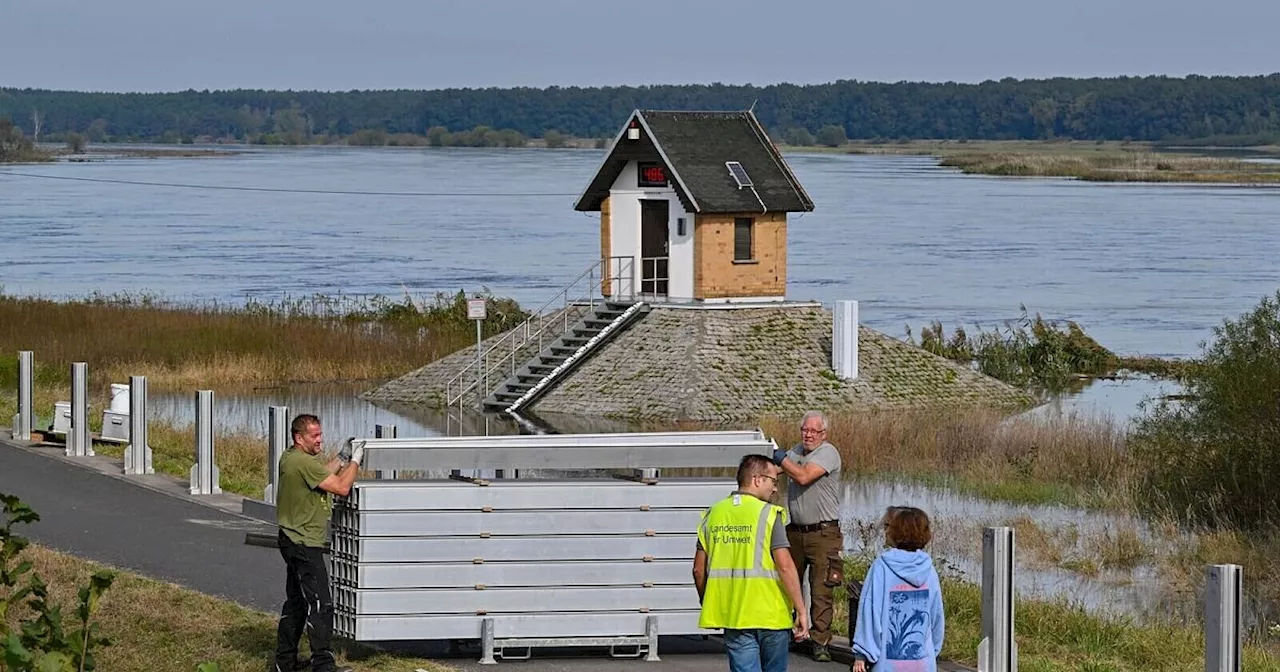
[799,410,829,432]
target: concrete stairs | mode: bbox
[483,300,649,412]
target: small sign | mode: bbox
[467,298,487,320]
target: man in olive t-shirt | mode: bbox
[273,414,362,672]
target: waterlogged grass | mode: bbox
[832,556,1280,671]
[7,544,451,672]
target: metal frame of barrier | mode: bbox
[1206,563,1242,672]
[979,526,1016,672]
[189,390,221,495]
[263,405,289,504]
[123,375,153,474]
[13,351,33,440]
[67,362,93,457]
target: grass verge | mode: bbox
[7,544,451,672]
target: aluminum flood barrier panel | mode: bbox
[330,477,730,662]
[354,429,774,473]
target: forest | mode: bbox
[2,74,1279,145]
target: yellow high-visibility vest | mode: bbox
[697,492,794,630]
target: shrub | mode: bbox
[1,493,116,671]
[1130,290,1280,529]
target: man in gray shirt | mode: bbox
[772,410,843,662]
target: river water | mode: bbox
[4,146,1279,359]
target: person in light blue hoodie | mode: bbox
[852,506,945,672]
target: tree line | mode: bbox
[2,74,1280,145]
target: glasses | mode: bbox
[757,474,778,484]
[800,428,826,435]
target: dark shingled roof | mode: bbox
[575,110,815,214]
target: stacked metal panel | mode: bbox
[330,478,734,643]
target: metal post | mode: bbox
[14,351,33,440]
[264,405,289,503]
[374,424,397,479]
[475,319,483,408]
[479,617,497,665]
[978,526,1016,672]
[67,362,93,457]
[644,614,661,662]
[1205,564,1242,672]
[123,375,153,474]
[189,390,221,495]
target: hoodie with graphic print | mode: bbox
[852,548,945,672]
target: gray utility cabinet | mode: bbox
[330,477,737,662]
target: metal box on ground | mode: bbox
[51,401,72,435]
[100,410,129,443]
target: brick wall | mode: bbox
[693,212,787,299]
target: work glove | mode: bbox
[337,437,355,462]
[348,439,366,466]
[772,446,789,466]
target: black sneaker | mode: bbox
[811,643,832,662]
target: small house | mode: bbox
[574,110,815,303]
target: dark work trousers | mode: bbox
[274,530,336,672]
[786,521,845,647]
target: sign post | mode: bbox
[468,297,487,405]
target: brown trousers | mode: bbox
[786,523,845,646]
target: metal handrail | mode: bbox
[445,255,635,411]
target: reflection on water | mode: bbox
[1024,374,1183,427]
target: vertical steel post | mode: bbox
[264,405,289,503]
[978,526,1016,672]
[14,350,33,440]
[479,618,497,665]
[475,318,483,408]
[644,614,661,662]
[189,390,221,495]
[374,424,397,479]
[1205,564,1242,672]
[124,375,153,474]
[67,362,93,457]
[833,300,859,380]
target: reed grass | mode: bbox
[761,407,1134,508]
[0,290,527,391]
[940,151,1280,184]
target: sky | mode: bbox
[6,0,1280,92]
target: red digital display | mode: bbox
[637,162,667,187]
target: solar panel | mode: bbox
[726,161,753,188]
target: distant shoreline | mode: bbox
[22,138,1280,185]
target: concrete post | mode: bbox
[374,424,397,479]
[978,526,1016,672]
[67,362,93,457]
[189,390,221,495]
[123,375,153,474]
[264,405,288,504]
[14,351,33,440]
[1205,564,1242,672]
[833,300,859,380]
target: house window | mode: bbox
[734,217,754,261]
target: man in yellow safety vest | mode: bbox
[693,453,810,672]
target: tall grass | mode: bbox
[0,290,526,390]
[761,407,1133,507]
